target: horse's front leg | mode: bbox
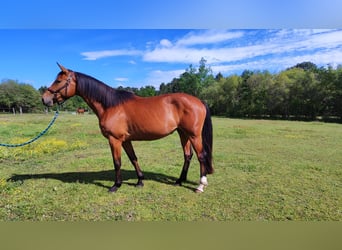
[122,141,145,188]
[108,136,123,192]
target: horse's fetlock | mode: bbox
[200,176,208,186]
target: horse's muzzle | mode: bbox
[42,94,54,107]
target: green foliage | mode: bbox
[157,60,342,121]
[199,63,342,121]
[136,85,157,97]
[201,74,240,116]
[159,58,215,96]
[0,80,41,113]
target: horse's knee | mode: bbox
[184,152,193,162]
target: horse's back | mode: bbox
[141,93,206,134]
[134,93,205,118]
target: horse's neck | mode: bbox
[80,95,105,118]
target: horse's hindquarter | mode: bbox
[171,94,206,136]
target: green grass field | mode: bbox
[0,113,341,221]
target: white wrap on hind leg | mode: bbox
[196,176,208,193]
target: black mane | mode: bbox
[75,72,135,109]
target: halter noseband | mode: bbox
[47,74,72,104]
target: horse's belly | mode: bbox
[129,133,170,141]
[127,126,177,141]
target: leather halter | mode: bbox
[47,74,72,104]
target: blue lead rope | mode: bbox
[0,111,59,148]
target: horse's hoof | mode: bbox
[108,185,119,193]
[174,181,182,186]
[175,178,186,186]
[195,184,205,193]
[135,183,144,188]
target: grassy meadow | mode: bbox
[0,112,341,221]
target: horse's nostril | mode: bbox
[42,97,48,106]
[41,97,53,107]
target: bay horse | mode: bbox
[76,107,85,115]
[42,63,213,193]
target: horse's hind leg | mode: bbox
[189,136,209,193]
[175,130,193,186]
[122,141,144,187]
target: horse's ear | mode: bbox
[56,62,68,73]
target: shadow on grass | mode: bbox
[8,169,197,191]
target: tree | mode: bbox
[215,72,224,81]
[201,74,240,116]
[317,65,342,120]
[178,70,200,96]
[246,71,273,117]
[158,58,214,97]
[272,72,291,118]
[235,70,254,117]
[159,82,171,94]
[291,61,318,72]
[136,85,157,97]
[278,67,321,119]
[197,57,214,88]
[0,80,41,113]
[333,66,342,119]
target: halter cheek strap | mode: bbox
[47,75,72,104]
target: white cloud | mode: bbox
[176,30,244,46]
[115,77,129,82]
[160,39,172,47]
[143,47,204,63]
[81,49,141,60]
[143,44,278,64]
[211,49,342,75]
[145,69,184,88]
[80,29,342,80]
[143,30,247,64]
[143,29,342,67]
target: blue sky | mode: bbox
[1,1,342,90]
[1,29,342,89]
[1,0,342,29]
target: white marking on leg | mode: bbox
[196,184,205,193]
[196,176,208,193]
[200,176,208,186]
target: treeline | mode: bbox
[200,62,342,121]
[1,60,342,121]
[0,81,87,113]
[122,60,342,121]
[0,80,41,113]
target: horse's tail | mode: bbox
[202,102,214,174]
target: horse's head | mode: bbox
[42,63,77,107]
